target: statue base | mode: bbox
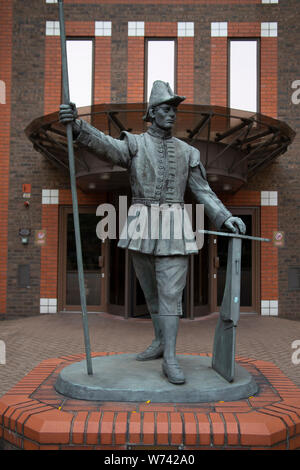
[1,352,300,450]
[54,354,257,403]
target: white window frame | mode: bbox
[261,22,278,37]
[95,21,112,37]
[211,22,228,37]
[177,22,194,37]
[128,22,145,37]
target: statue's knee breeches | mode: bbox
[131,251,159,314]
[155,255,188,316]
[131,251,188,317]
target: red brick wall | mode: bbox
[261,37,278,119]
[44,37,61,115]
[0,0,12,314]
[210,38,227,107]
[94,37,111,104]
[228,22,260,37]
[40,205,59,299]
[145,22,176,37]
[177,37,194,103]
[127,38,144,102]
[221,190,261,207]
[261,206,278,300]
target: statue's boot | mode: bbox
[160,316,185,385]
[136,313,164,361]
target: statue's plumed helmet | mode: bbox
[143,80,186,122]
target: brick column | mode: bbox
[261,206,278,299]
[40,203,59,307]
[0,0,12,314]
[261,37,278,118]
[94,37,111,103]
[127,37,144,102]
[44,36,61,115]
[260,192,279,315]
[210,37,227,107]
[177,37,194,103]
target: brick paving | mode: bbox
[0,312,300,398]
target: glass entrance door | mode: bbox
[59,207,107,312]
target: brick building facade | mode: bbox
[0,0,299,319]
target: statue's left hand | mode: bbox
[223,216,246,234]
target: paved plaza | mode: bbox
[1,312,300,398]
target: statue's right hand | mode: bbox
[59,102,78,125]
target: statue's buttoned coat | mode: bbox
[76,120,232,256]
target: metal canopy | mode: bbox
[25,103,295,194]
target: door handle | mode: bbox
[214,256,220,269]
[98,256,104,268]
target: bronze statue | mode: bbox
[59,80,246,385]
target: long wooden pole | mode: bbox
[58,0,93,375]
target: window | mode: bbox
[229,40,259,113]
[146,39,176,101]
[66,39,93,107]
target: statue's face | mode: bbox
[151,103,177,130]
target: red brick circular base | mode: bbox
[0,353,300,450]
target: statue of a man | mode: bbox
[59,80,246,385]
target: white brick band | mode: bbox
[42,189,59,205]
[261,300,278,316]
[46,21,60,36]
[40,298,57,314]
[95,21,112,37]
[128,21,144,37]
[178,22,194,37]
[261,191,278,206]
[211,22,228,37]
[261,22,278,37]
